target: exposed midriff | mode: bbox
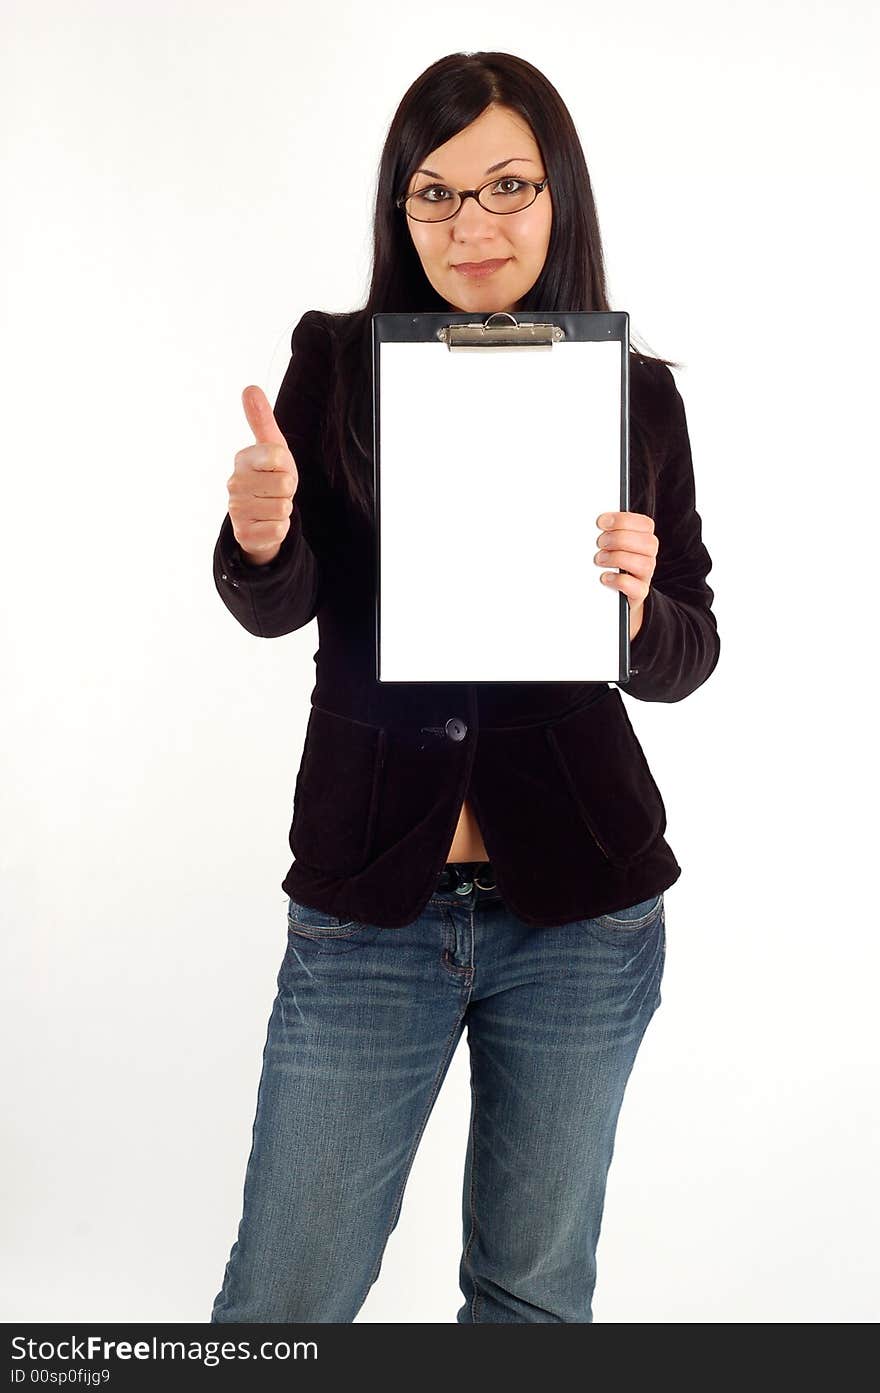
[444,796,489,863]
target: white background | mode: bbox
[2,0,877,1325]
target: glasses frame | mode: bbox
[395,175,550,223]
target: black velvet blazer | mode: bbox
[213,309,720,928]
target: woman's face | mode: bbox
[403,103,552,314]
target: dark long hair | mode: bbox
[321,50,680,526]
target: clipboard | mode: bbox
[372,309,631,685]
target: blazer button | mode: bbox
[445,716,468,742]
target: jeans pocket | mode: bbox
[595,891,664,930]
[285,896,381,952]
[585,891,665,946]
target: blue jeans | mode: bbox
[210,878,665,1323]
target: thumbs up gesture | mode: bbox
[226,387,300,566]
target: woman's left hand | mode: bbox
[594,512,658,641]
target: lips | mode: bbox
[452,258,510,277]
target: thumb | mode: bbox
[242,385,287,447]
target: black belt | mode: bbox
[435,860,499,896]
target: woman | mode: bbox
[211,51,720,1324]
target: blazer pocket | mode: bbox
[545,687,667,868]
[290,705,385,876]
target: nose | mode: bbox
[451,192,500,234]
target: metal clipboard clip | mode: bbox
[437,311,565,351]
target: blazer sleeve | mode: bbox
[212,309,334,638]
[624,370,720,702]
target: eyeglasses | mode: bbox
[396,175,550,223]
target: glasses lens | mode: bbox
[405,179,537,222]
[405,187,461,222]
[477,179,537,215]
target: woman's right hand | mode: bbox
[227,387,300,566]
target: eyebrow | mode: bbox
[413,157,537,179]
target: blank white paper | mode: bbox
[377,337,623,682]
